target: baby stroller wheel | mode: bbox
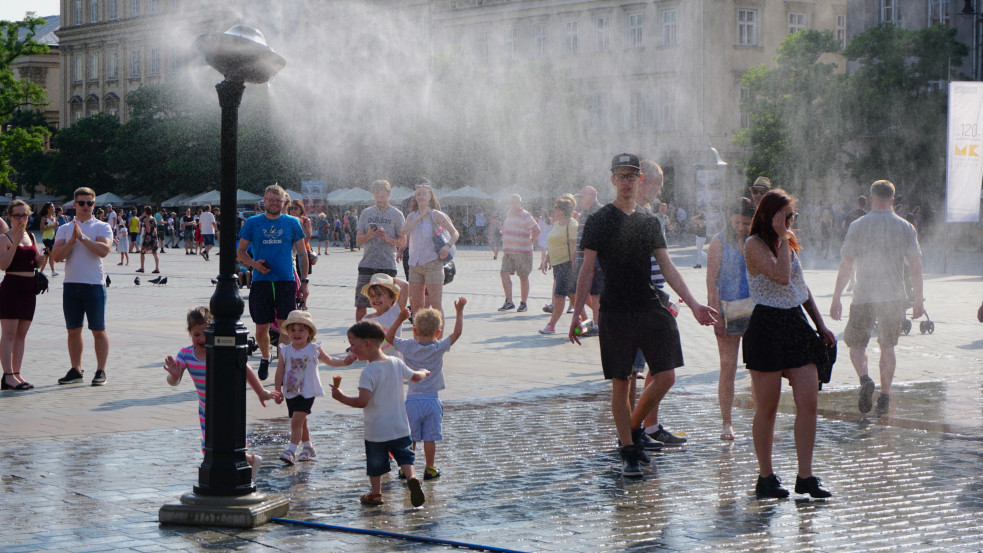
[919,321,928,334]
[926,321,935,334]
[901,319,912,335]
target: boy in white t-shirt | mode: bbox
[332,320,429,507]
[384,298,466,481]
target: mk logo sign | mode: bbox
[954,144,980,157]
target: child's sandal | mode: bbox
[359,492,384,506]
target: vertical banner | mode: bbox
[946,82,983,222]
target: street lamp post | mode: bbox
[159,25,288,528]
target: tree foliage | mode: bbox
[0,13,51,191]
[44,114,120,196]
[738,24,968,205]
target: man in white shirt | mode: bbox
[106,205,117,232]
[51,187,114,386]
[198,204,217,260]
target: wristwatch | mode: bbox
[301,278,310,283]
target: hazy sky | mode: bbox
[1,0,60,22]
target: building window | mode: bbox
[740,86,754,128]
[130,49,141,77]
[150,0,159,14]
[170,0,179,12]
[70,98,83,122]
[929,0,950,26]
[738,9,758,46]
[588,92,605,133]
[149,47,160,74]
[881,0,898,23]
[628,89,644,131]
[594,16,610,53]
[788,13,807,34]
[563,21,578,55]
[90,0,98,23]
[108,51,118,79]
[534,23,548,58]
[85,95,100,117]
[105,94,120,118]
[74,0,83,25]
[836,15,846,47]
[505,27,518,62]
[475,31,489,63]
[131,0,140,17]
[108,0,117,19]
[628,13,643,49]
[88,53,99,81]
[168,46,179,71]
[657,89,675,131]
[73,54,83,82]
[661,9,677,46]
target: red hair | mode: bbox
[748,189,801,254]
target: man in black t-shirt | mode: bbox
[569,153,717,477]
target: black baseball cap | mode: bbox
[611,153,641,171]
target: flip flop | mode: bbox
[720,432,735,441]
[359,492,384,506]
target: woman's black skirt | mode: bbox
[742,304,825,372]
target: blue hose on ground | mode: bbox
[271,517,529,553]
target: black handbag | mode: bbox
[816,334,836,390]
[34,269,49,295]
[442,259,456,285]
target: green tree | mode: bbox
[736,30,844,201]
[44,114,120,196]
[0,13,51,191]
[840,24,967,201]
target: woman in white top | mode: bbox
[743,189,835,500]
[401,183,458,323]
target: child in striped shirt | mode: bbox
[163,306,277,481]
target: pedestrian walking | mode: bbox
[273,310,354,465]
[198,205,217,261]
[830,179,923,416]
[331,320,430,507]
[237,184,310,380]
[402,182,458,322]
[569,153,717,477]
[51,187,114,387]
[497,194,539,313]
[137,206,160,274]
[538,196,578,335]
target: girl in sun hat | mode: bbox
[273,310,356,465]
[360,272,409,357]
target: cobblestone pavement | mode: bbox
[1,243,982,552]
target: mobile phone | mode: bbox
[369,224,378,231]
[261,261,270,270]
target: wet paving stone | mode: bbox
[2,388,983,552]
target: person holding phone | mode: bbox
[354,180,406,322]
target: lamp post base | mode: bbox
[159,491,289,528]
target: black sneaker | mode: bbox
[636,429,664,451]
[755,474,789,498]
[497,301,515,311]
[858,375,875,414]
[516,302,528,312]
[647,424,687,446]
[258,358,270,381]
[58,367,84,385]
[794,475,831,498]
[631,429,652,464]
[874,394,890,416]
[620,444,643,478]
[91,370,107,386]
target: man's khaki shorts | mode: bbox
[844,300,907,348]
[500,252,533,278]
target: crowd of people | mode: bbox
[0,153,964,506]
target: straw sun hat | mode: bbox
[360,273,400,300]
[283,310,317,339]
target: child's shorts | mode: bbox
[286,395,315,417]
[365,435,414,477]
[405,394,443,442]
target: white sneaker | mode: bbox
[297,446,317,462]
[51,270,58,276]
[279,449,296,465]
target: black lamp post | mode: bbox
[159,25,287,527]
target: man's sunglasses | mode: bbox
[76,200,95,207]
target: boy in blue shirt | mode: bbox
[385,297,466,480]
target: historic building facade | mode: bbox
[12,15,62,131]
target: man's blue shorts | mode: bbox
[63,283,107,331]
